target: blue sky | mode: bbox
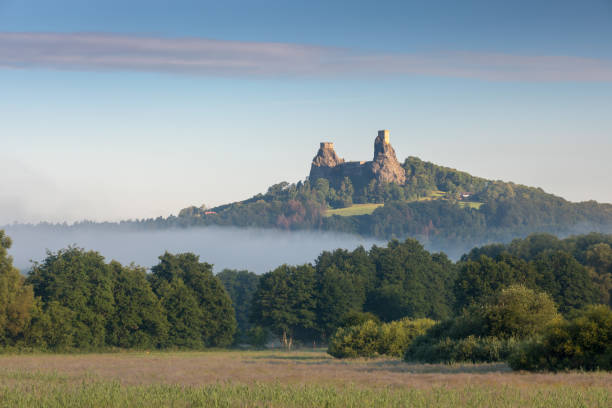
[1,0,611,223]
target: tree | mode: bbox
[315,265,367,339]
[251,264,317,347]
[106,261,168,348]
[405,286,559,364]
[454,254,535,311]
[366,239,455,321]
[584,243,612,306]
[509,305,612,371]
[217,269,260,344]
[533,251,599,314]
[0,230,34,346]
[480,285,560,339]
[149,252,236,348]
[26,247,115,349]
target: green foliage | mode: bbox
[365,239,456,321]
[407,335,521,364]
[26,247,115,349]
[0,231,34,346]
[532,251,600,314]
[149,252,236,348]
[246,326,269,348]
[405,286,559,363]
[315,263,370,339]
[24,300,76,350]
[480,285,560,339]
[455,249,600,315]
[23,247,171,350]
[509,305,612,371]
[250,240,456,346]
[106,262,169,349]
[250,264,318,346]
[337,311,380,329]
[217,269,260,344]
[327,320,379,358]
[327,318,436,358]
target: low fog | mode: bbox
[3,225,384,274]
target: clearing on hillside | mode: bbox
[324,203,384,217]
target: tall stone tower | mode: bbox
[371,130,406,184]
[378,129,390,144]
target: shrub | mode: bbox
[405,285,559,363]
[246,326,269,348]
[406,335,520,363]
[327,318,435,358]
[509,305,612,371]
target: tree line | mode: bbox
[0,230,235,350]
[1,229,610,370]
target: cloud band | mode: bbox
[1,32,611,81]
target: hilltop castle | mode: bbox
[309,130,406,189]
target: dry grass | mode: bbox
[0,350,610,407]
[0,349,609,389]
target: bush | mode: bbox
[509,305,612,371]
[406,335,520,363]
[405,285,559,363]
[246,326,269,348]
[327,318,435,358]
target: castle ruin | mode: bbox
[309,130,406,189]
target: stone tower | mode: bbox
[371,130,406,184]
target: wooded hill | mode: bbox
[174,156,612,257]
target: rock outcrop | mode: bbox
[309,130,406,188]
[370,130,406,185]
[312,143,344,168]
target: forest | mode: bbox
[1,228,610,371]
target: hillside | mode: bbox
[173,131,612,257]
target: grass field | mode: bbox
[458,201,484,209]
[0,350,610,407]
[323,190,486,218]
[324,203,384,217]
